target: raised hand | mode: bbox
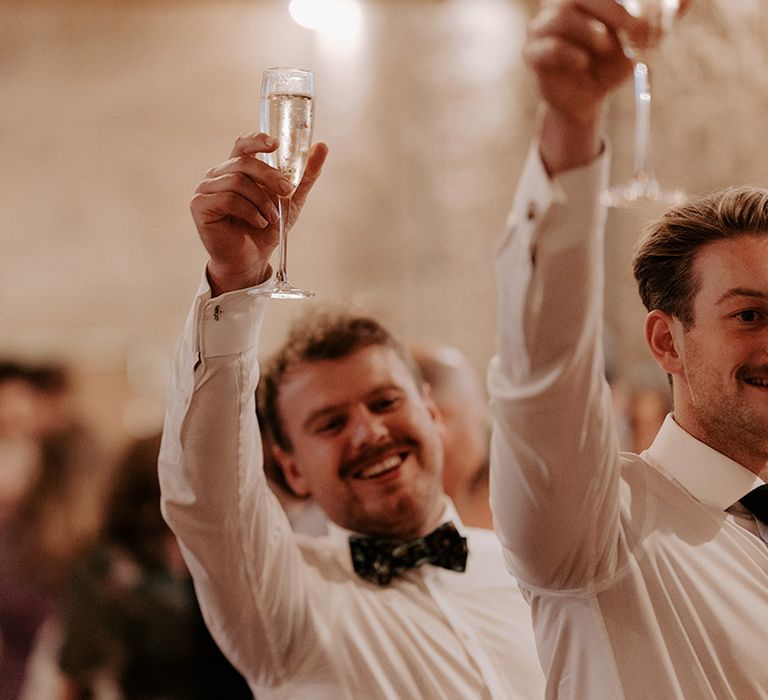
[524,0,649,174]
[190,132,328,296]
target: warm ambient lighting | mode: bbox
[288,0,363,36]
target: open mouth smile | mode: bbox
[348,450,410,480]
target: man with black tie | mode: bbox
[489,0,768,697]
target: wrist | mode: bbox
[539,105,605,177]
[206,260,271,297]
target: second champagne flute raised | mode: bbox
[602,0,686,209]
[254,67,315,299]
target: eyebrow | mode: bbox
[715,288,768,305]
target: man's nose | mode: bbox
[349,406,389,448]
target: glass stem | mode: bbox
[275,195,291,284]
[632,59,653,183]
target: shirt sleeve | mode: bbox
[488,143,624,592]
[158,276,318,687]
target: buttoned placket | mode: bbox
[419,566,507,700]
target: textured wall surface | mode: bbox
[1,0,766,444]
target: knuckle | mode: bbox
[231,171,249,187]
[233,155,251,169]
[189,193,205,216]
[221,191,238,207]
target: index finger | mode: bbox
[229,131,279,158]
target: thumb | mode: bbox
[292,142,329,210]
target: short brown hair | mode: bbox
[257,307,423,455]
[633,186,768,328]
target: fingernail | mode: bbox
[279,179,293,195]
[264,136,277,147]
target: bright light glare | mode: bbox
[289,0,362,36]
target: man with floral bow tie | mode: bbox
[157,131,543,699]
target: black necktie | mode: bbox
[740,485,768,524]
[349,521,469,586]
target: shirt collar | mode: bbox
[644,414,764,511]
[325,496,463,548]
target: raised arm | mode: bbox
[489,0,645,590]
[159,134,327,685]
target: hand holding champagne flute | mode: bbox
[256,67,316,298]
[602,0,687,208]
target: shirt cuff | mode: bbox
[496,140,610,257]
[193,271,271,358]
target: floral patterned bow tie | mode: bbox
[349,521,468,585]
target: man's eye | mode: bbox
[370,396,399,412]
[317,416,345,434]
[735,309,765,323]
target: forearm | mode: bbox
[489,145,621,590]
[158,279,308,683]
[539,106,605,177]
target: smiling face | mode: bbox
[273,345,446,539]
[651,234,768,474]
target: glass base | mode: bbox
[249,280,315,299]
[602,176,687,209]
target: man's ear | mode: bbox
[273,445,312,498]
[645,310,684,376]
[420,382,446,436]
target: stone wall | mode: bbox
[1,0,765,445]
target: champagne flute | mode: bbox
[254,67,315,299]
[602,0,686,208]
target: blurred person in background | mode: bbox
[0,361,50,700]
[410,344,492,529]
[608,362,674,454]
[624,367,673,453]
[1,360,107,700]
[17,363,110,592]
[57,433,251,699]
[610,363,674,455]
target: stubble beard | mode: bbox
[691,384,768,472]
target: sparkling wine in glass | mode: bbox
[255,67,315,299]
[602,0,686,208]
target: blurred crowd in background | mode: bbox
[0,347,671,698]
[0,360,251,699]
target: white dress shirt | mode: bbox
[489,144,768,699]
[158,281,544,700]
